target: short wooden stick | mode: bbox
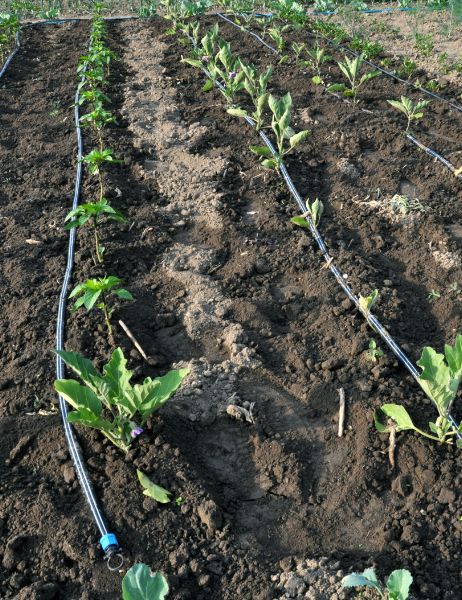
[338,388,346,437]
[118,319,149,362]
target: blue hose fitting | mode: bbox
[100,533,119,555]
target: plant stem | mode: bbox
[101,292,114,346]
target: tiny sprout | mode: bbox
[359,289,379,313]
[427,289,441,302]
[175,496,184,506]
[367,339,384,362]
[387,96,430,133]
[342,567,413,600]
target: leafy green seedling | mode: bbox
[375,334,462,447]
[122,563,169,600]
[342,567,413,600]
[328,54,380,104]
[291,197,324,228]
[213,40,245,103]
[367,339,384,362]
[81,148,122,175]
[268,26,286,53]
[227,62,272,130]
[70,276,133,343]
[304,42,331,84]
[137,470,171,503]
[80,105,117,133]
[65,198,125,264]
[387,96,430,132]
[250,93,310,170]
[291,41,306,62]
[55,348,189,452]
[175,496,184,506]
[359,289,379,313]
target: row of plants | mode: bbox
[217,9,462,180]
[218,0,462,98]
[52,3,188,596]
[173,4,462,443]
[0,0,158,18]
[0,11,19,64]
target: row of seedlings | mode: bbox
[54,4,183,596]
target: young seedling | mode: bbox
[427,289,441,302]
[342,567,413,600]
[55,348,189,452]
[291,41,306,63]
[80,105,117,136]
[387,96,430,133]
[250,93,310,170]
[122,564,169,600]
[213,40,245,104]
[304,42,331,85]
[359,289,379,313]
[227,62,272,130]
[375,334,462,447]
[81,148,122,200]
[367,339,384,362]
[291,197,324,228]
[328,54,380,104]
[64,198,125,264]
[70,276,133,344]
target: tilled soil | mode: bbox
[0,15,461,600]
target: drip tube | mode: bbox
[0,30,21,79]
[188,34,461,438]
[311,7,416,16]
[406,132,462,178]
[0,16,124,567]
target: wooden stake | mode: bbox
[118,320,149,362]
[338,388,346,437]
[388,420,396,469]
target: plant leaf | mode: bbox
[386,569,413,600]
[249,145,272,158]
[342,568,382,593]
[55,350,100,390]
[417,347,455,414]
[54,379,102,416]
[122,563,169,600]
[291,216,310,229]
[136,369,189,419]
[289,130,310,148]
[137,470,172,504]
[202,79,214,92]
[227,108,247,117]
[380,404,416,431]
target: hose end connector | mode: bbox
[100,533,124,571]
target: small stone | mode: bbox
[197,500,223,531]
[438,487,455,504]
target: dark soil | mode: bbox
[1,14,461,600]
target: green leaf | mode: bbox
[380,404,416,432]
[249,145,273,158]
[261,159,279,169]
[417,347,455,414]
[181,57,203,68]
[54,379,102,416]
[291,216,310,229]
[227,108,247,117]
[327,83,346,92]
[103,348,136,414]
[342,568,382,593]
[289,130,310,148]
[136,368,189,419]
[116,288,134,300]
[137,470,172,503]
[445,334,462,380]
[202,79,214,92]
[311,75,322,85]
[55,350,100,389]
[386,569,413,600]
[122,563,169,600]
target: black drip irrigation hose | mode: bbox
[187,34,462,439]
[216,12,462,181]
